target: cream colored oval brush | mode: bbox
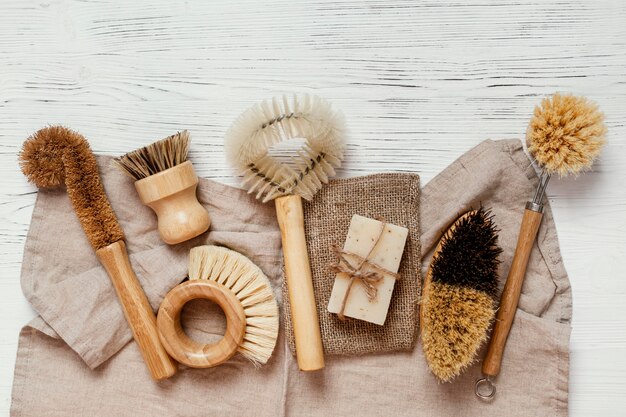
[477,94,607,399]
[225,94,347,371]
[113,131,210,245]
[19,126,177,381]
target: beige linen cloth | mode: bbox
[11,139,571,417]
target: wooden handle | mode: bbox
[157,280,246,368]
[275,195,325,371]
[482,208,544,377]
[96,240,177,381]
[135,161,211,245]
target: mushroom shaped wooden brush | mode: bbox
[113,131,210,245]
[476,94,607,398]
[225,94,347,371]
[19,126,177,381]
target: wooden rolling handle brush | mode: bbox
[225,94,347,371]
[113,131,210,245]
[19,126,177,381]
[476,94,607,399]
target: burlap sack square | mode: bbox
[283,173,421,355]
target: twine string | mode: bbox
[328,217,400,320]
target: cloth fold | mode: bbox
[12,139,572,417]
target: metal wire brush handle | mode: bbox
[477,171,550,397]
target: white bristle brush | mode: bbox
[157,246,279,367]
[225,94,347,371]
[225,94,346,202]
[188,246,279,365]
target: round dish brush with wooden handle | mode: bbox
[19,126,177,381]
[113,130,210,245]
[225,94,347,371]
[157,246,279,368]
[476,94,607,399]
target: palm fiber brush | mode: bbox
[19,126,177,381]
[477,94,607,398]
[420,208,502,382]
[113,131,210,245]
[225,94,347,371]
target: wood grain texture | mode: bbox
[275,194,325,371]
[0,0,625,414]
[157,280,246,368]
[483,208,544,377]
[96,240,178,380]
[134,161,210,244]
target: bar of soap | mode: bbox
[328,214,408,325]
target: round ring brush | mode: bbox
[420,208,502,383]
[157,246,279,367]
[477,94,607,398]
[19,126,177,381]
[113,130,210,245]
[225,94,347,371]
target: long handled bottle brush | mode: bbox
[225,94,347,371]
[476,94,607,398]
[19,126,177,381]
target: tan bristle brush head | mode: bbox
[526,93,607,177]
[421,208,502,382]
[113,130,190,180]
[19,126,124,250]
[225,94,347,202]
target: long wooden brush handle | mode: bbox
[96,240,177,380]
[482,208,543,377]
[275,195,325,371]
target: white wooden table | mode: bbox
[1,0,625,415]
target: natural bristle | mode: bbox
[19,126,124,250]
[421,208,502,382]
[430,208,501,297]
[114,130,190,180]
[19,125,83,188]
[188,246,279,365]
[527,93,607,177]
[224,94,346,202]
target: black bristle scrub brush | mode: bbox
[420,208,502,383]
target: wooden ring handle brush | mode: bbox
[157,246,280,368]
[477,94,607,398]
[19,126,177,381]
[225,94,347,371]
[158,280,247,368]
[113,131,210,245]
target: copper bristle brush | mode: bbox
[476,94,607,398]
[19,126,177,381]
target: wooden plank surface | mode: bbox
[1,0,625,415]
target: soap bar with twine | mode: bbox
[327,215,408,325]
